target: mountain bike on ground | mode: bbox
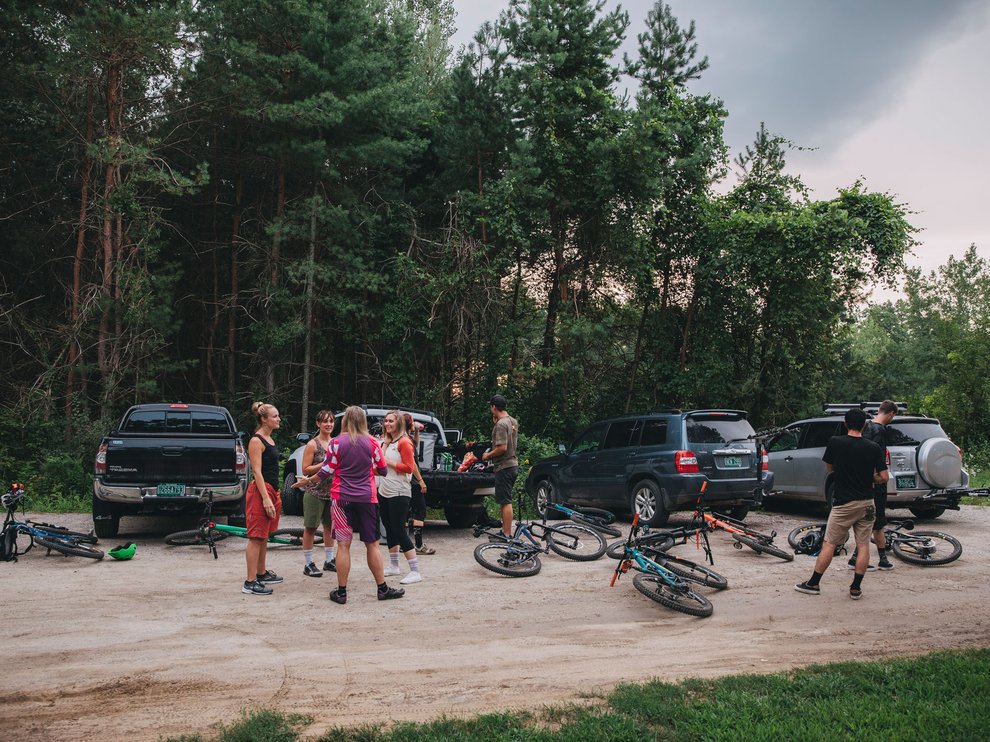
[605,521,727,589]
[610,514,714,617]
[692,483,793,562]
[788,517,962,566]
[546,502,622,538]
[2,483,103,561]
[165,489,322,559]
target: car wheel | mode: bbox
[729,504,750,521]
[281,471,303,516]
[93,515,120,540]
[534,480,565,520]
[443,503,486,528]
[908,506,945,520]
[630,480,669,527]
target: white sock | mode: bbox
[303,549,314,566]
[325,545,335,561]
[390,552,400,569]
[407,556,420,575]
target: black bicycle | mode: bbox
[788,518,962,566]
[2,483,103,561]
[472,515,607,577]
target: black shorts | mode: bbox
[872,487,888,530]
[494,467,518,506]
[409,486,427,521]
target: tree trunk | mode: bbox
[227,173,243,395]
[267,155,286,396]
[301,188,319,430]
[624,294,652,414]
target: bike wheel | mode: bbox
[473,542,542,577]
[31,522,100,544]
[653,552,728,590]
[165,528,228,546]
[606,532,675,559]
[891,531,962,566]
[575,506,617,525]
[547,523,606,561]
[733,533,794,561]
[632,572,713,617]
[570,513,622,538]
[787,523,828,551]
[269,528,324,546]
[34,535,104,559]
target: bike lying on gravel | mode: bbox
[788,518,962,566]
[2,483,104,561]
[472,512,607,577]
[547,502,622,538]
[692,484,793,562]
[606,521,728,590]
[165,490,322,559]
[610,514,714,617]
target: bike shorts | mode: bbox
[245,481,281,539]
[333,500,381,544]
[872,487,888,531]
[303,491,332,530]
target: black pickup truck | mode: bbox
[92,403,248,538]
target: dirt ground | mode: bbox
[3,503,989,741]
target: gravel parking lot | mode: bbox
[3,504,990,741]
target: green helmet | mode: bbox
[108,542,136,560]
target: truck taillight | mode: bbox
[761,446,769,472]
[675,450,699,474]
[235,440,247,474]
[95,442,108,475]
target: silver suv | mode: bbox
[766,403,968,519]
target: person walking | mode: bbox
[299,409,337,577]
[404,412,435,555]
[795,407,888,600]
[480,394,519,539]
[848,400,898,572]
[243,402,284,596]
[293,405,404,604]
[379,410,423,585]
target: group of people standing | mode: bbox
[241,395,519,604]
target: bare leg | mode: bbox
[366,540,384,583]
[812,540,838,575]
[246,538,264,581]
[256,539,268,576]
[336,539,352,587]
[303,527,318,551]
[855,539,871,575]
[501,502,513,537]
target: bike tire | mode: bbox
[733,533,794,561]
[30,522,100,545]
[632,572,713,617]
[787,523,828,551]
[569,513,622,538]
[891,531,962,566]
[165,528,229,546]
[606,532,675,560]
[473,542,542,577]
[270,528,323,546]
[34,535,104,560]
[547,523,606,561]
[653,552,728,590]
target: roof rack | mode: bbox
[822,402,909,415]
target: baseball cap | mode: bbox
[489,394,507,410]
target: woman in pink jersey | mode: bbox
[294,406,404,604]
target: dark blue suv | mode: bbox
[525,410,771,526]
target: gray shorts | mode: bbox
[494,467,518,506]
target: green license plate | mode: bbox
[157,483,186,497]
[895,476,916,489]
[721,456,742,468]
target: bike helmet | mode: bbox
[794,530,823,556]
[108,542,137,560]
[2,484,25,509]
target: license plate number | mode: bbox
[721,456,742,468]
[157,483,186,497]
[895,476,916,489]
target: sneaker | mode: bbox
[399,571,422,585]
[303,562,323,578]
[242,579,273,596]
[850,587,863,600]
[377,585,405,600]
[877,555,894,571]
[323,559,336,573]
[329,588,347,604]
[415,545,436,555]
[846,561,876,572]
[794,581,820,595]
[383,565,401,577]
[256,570,283,584]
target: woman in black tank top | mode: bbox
[243,402,283,596]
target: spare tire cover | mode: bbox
[916,438,962,489]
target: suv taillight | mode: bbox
[235,440,247,475]
[761,446,769,472]
[886,449,890,466]
[95,442,108,475]
[675,450,699,473]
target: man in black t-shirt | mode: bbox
[795,407,888,600]
[849,400,898,571]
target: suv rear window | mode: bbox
[887,421,949,447]
[686,416,753,445]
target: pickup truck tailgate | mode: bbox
[104,438,237,484]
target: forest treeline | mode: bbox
[2,0,988,492]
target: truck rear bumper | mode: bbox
[93,480,244,512]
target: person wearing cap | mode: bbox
[480,394,519,538]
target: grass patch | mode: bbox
[168,650,990,741]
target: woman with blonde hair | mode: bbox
[294,405,404,604]
[379,410,422,584]
[243,402,283,596]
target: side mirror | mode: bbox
[444,428,463,443]
[296,433,312,444]
[558,443,567,455]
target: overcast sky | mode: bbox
[449,0,990,301]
